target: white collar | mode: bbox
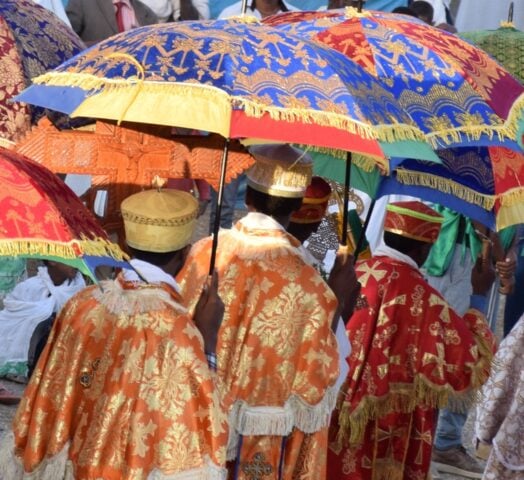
[238,211,287,232]
[124,259,180,293]
[373,243,419,270]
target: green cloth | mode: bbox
[423,207,482,277]
[424,209,519,276]
[0,256,26,294]
[461,26,524,84]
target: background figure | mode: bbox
[455,0,524,32]
[33,0,72,25]
[503,224,524,336]
[218,0,298,19]
[66,0,157,44]
[475,314,524,480]
[0,261,84,380]
[142,0,209,21]
[208,175,243,233]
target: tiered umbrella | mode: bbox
[0,147,129,281]
[0,0,85,141]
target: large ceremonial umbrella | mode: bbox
[17,18,441,268]
[0,0,85,141]
[315,146,524,232]
[0,147,129,281]
[264,7,524,150]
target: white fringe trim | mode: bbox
[94,280,187,316]
[0,434,226,480]
[226,386,338,460]
[0,433,72,479]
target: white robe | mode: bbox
[0,267,85,376]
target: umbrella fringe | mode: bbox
[34,72,427,145]
[395,169,496,210]
[240,99,426,144]
[498,186,524,206]
[422,91,524,147]
[0,238,128,261]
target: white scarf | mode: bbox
[2,266,85,321]
[372,243,419,270]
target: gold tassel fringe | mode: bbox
[335,375,481,446]
[0,237,128,261]
[35,72,428,144]
[396,169,496,210]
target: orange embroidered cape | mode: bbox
[0,278,228,480]
[328,255,495,480]
[178,213,340,459]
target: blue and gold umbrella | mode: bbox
[265,7,524,150]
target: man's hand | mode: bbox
[193,270,224,354]
[327,249,361,326]
[471,253,496,297]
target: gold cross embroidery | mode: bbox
[422,343,451,380]
[241,452,273,480]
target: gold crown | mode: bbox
[246,144,313,198]
[121,189,198,253]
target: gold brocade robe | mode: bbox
[328,255,496,480]
[0,278,228,480]
[178,213,340,480]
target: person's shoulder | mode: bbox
[218,2,241,18]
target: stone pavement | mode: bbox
[0,209,501,479]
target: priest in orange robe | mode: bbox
[0,188,229,480]
[178,145,358,480]
[327,201,497,480]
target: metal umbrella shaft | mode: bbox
[341,151,352,246]
[209,138,230,275]
[353,199,375,264]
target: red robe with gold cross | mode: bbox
[328,255,496,480]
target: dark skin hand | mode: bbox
[327,249,361,330]
[192,270,224,355]
[471,255,496,297]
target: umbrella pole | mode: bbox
[241,0,249,15]
[209,138,230,275]
[357,0,364,12]
[508,2,514,22]
[341,151,352,246]
[353,199,375,264]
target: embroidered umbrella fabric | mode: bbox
[264,8,524,150]
[0,0,85,141]
[16,18,438,161]
[314,146,524,231]
[0,147,129,281]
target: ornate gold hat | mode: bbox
[121,189,198,253]
[290,176,332,224]
[246,144,313,198]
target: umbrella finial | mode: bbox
[240,0,249,15]
[508,1,514,22]
[152,175,167,191]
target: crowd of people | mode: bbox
[0,1,523,480]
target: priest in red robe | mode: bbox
[328,201,497,480]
